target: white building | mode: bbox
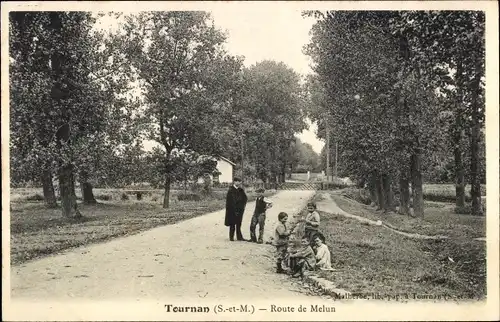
[197,156,236,184]
[213,156,236,183]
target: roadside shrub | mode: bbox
[423,193,471,203]
[121,192,129,201]
[341,188,371,205]
[211,190,226,200]
[177,193,201,201]
[424,202,446,209]
[321,181,349,190]
[190,182,203,192]
[95,194,112,201]
[191,181,212,196]
[454,205,471,215]
[150,193,160,202]
[25,193,44,201]
[55,195,82,201]
[136,192,143,200]
[454,201,486,216]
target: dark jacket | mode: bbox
[254,196,267,215]
[224,186,248,226]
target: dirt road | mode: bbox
[6,189,492,321]
[10,190,321,301]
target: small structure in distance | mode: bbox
[198,155,236,184]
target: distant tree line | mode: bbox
[9,11,317,216]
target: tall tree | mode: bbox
[304,11,444,215]
[120,12,242,208]
[393,11,485,215]
[10,12,59,207]
[238,61,306,183]
[10,12,135,216]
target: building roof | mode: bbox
[218,155,236,166]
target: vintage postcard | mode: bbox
[2,1,499,321]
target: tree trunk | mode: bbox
[287,163,293,179]
[399,33,422,217]
[279,162,286,183]
[70,169,78,201]
[398,173,410,216]
[368,173,377,206]
[454,135,466,209]
[80,170,96,204]
[382,174,395,212]
[41,170,58,208]
[375,174,385,211]
[260,171,267,183]
[163,174,171,208]
[50,12,80,218]
[470,58,483,216]
[411,151,424,218]
[269,149,277,184]
[453,60,466,210]
[59,164,81,218]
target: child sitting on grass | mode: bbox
[274,212,291,274]
[289,236,316,278]
[313,233,334,271]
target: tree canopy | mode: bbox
[9,11,310,214]
[303,10,485,216]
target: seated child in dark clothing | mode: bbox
[289,236,316,277]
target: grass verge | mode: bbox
[306,194,486,300]
[10,188,274,265]
[331,194,485,239]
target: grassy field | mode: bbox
[10,187,274,265]
[310,194,486,300]
[341,183,486,215]
[331,194,486,239]
[422,183,486,203]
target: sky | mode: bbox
[210,8,324,153]
[95,9,325,154]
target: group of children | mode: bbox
[274,202,333,277]
[249,188,333,278]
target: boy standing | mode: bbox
[274,212,291,274]
[304,202,320,244]
[249,188,272,244]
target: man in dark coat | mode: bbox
[225,177,248,241]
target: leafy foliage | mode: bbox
[10,12,138,215]
[224,61,307,182]
[303,11,485,216]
